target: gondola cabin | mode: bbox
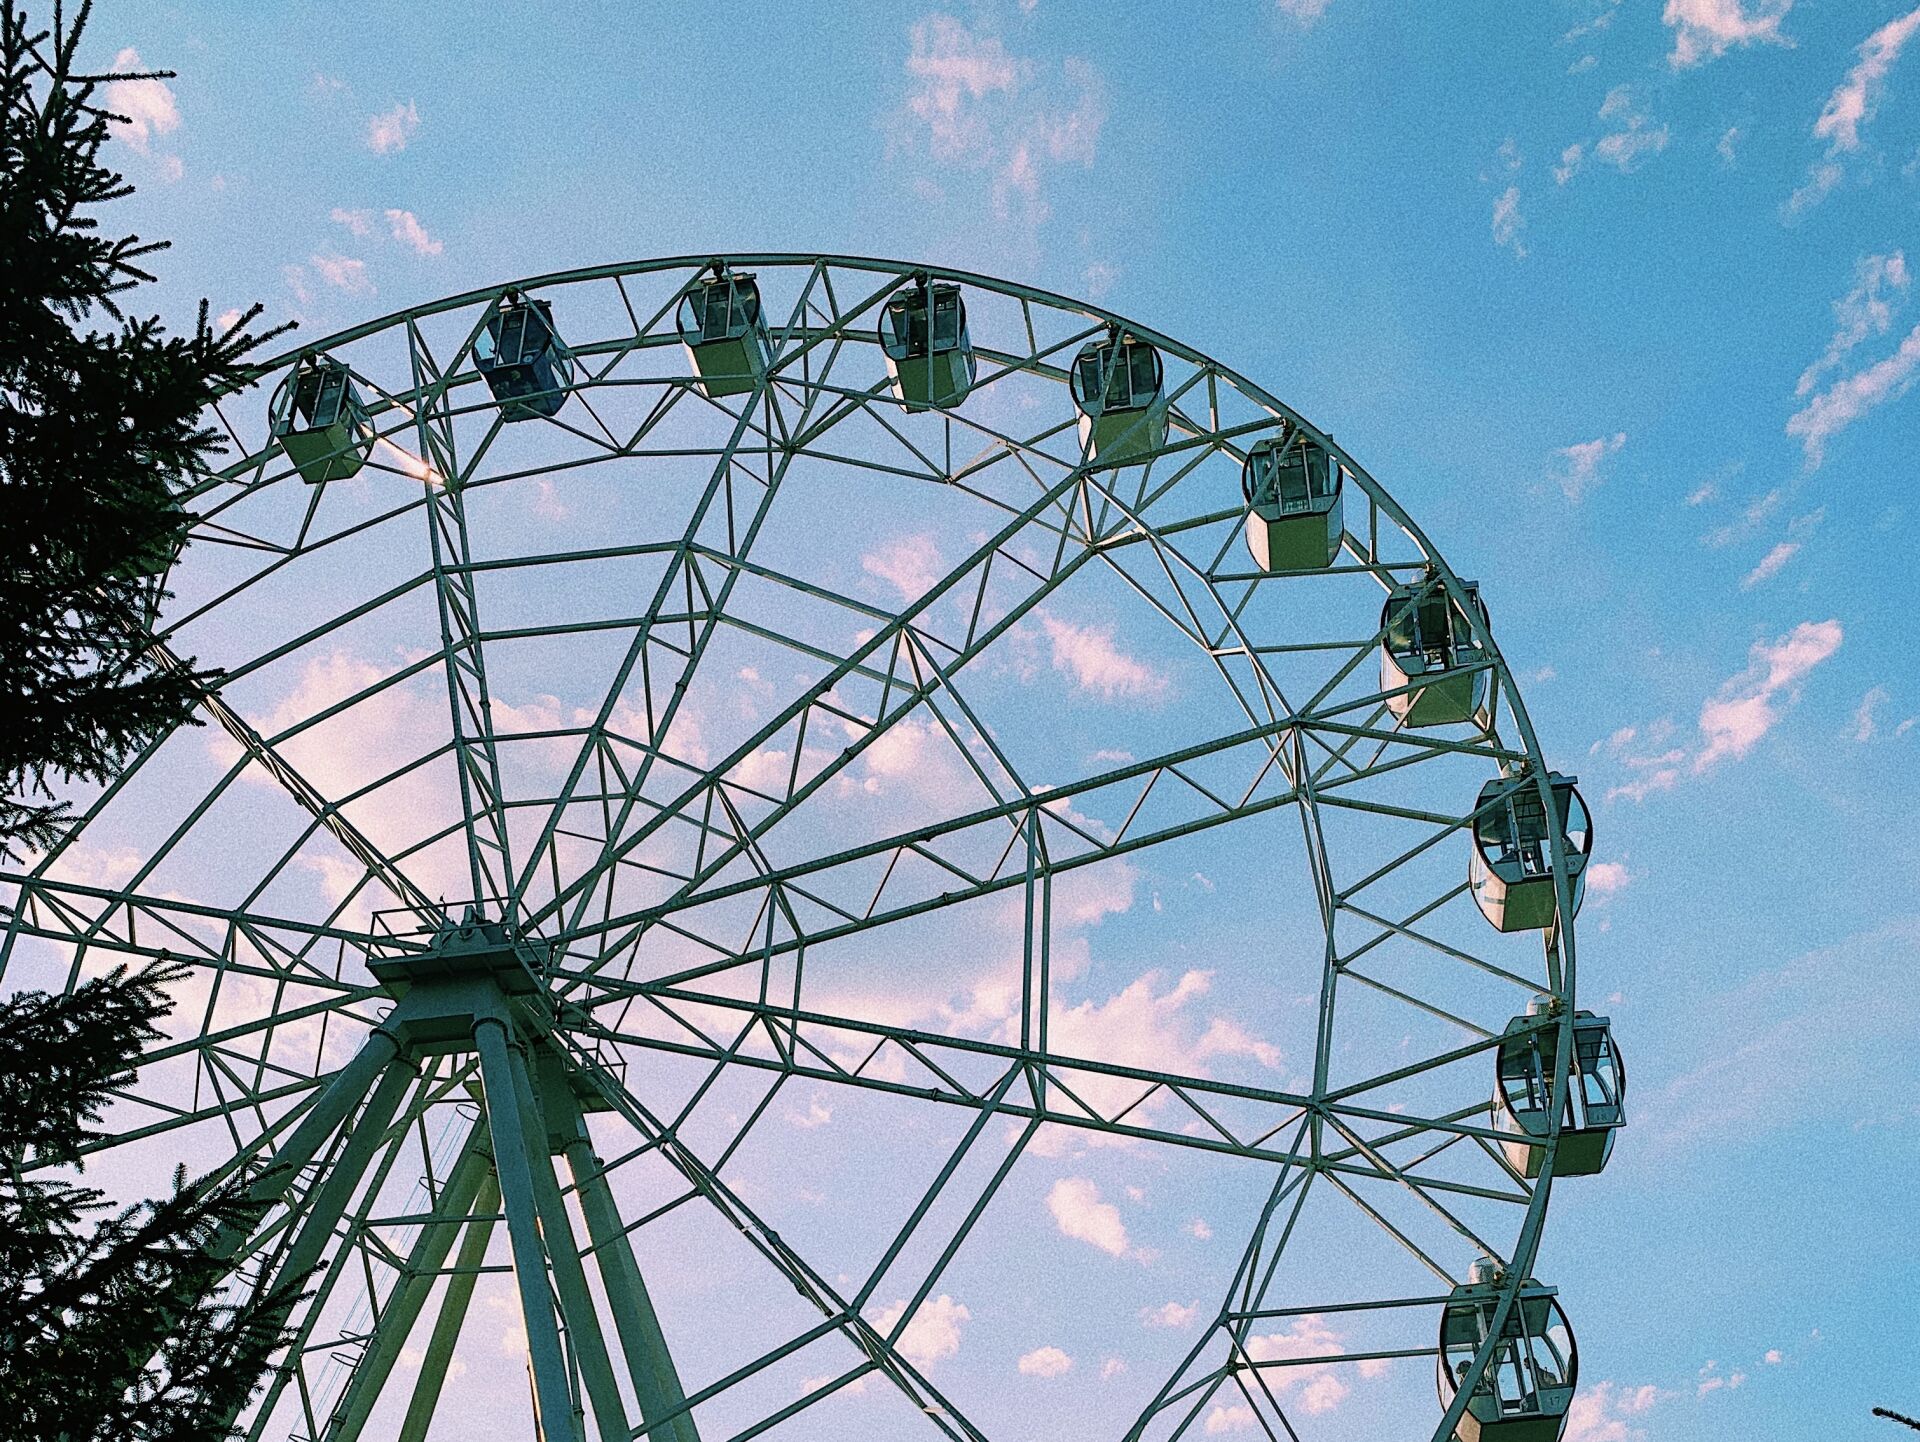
[1381,577,1490,727]
[1071,331,1166,463]
[1436,1260,1577,1442]
[1469,771,1591,933]
[881,277,975,411]
[1494,1001,1624,1179]
[678,270,770,399]
[271,357,375,485]
[1242,431,1343,571]
[475,294,574,421]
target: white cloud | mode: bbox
[310,253,373,296]
[1100,1358,1127,1380]
[386,209,444,256]
[1553,432,1625,501]
[1717,125,1743,165]
[862,534,943,603]
[1244,1315,1382,1415]
[1695,619,1843,770]
[330,206,373,236]
[1594,88,1670,173]
[1663,0,1794,69]
[1041,615,1169,701]
[1697,1359,1746,1396]
[869,1294,970,1367]
[1814,8,1920,154]
[1789,8,1920,213]
[1565,1379,1663,1441]
[106,49,181,155]
[1491,185,1525,257]
[1204,1405,1255,1434]
[1186,1217,1213,1240]
[1741,541,1800,588]
[367,100,421,154]
[787,1095,832,1129]
[1082,260,1121,299]
[897,16,1104,232]
[1796,252,1909,397]
[1586,860,1631,896]
[1787,322,1920,465]
[1554,143,1584,185]
[1764,1348,1784,1364]
[904,15,1021,158]
[1852,685,1890,741]
[1141,1300,1201,1329]
[1196,1016,1282,1069]
[1017,1345,1073,1378]
[1275,0,1331,23]
[1047,1176,1130,1257]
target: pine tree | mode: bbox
[0,962,301,1441]
[1,4,303,1436]
[0,0,286,860]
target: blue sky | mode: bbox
[51,1,1920,1439]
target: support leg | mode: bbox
[543,1065,700,1442]
[396,1170,500,1442]
[475,1016,579,1442]
[326,1122,490,1442]
[507,1046,632,1442]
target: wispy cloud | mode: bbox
[896,15,1107,230]
[366,100,421,154]
[1041,615,1169,701]
[862,534,943,603]
[1787,7,1920,214]
[385,209,443,256]
[1274,0,1331,25]
[1552,432,1626,501]
[1852,685,1890,741]
[1491,186,1525,257]
[1664,0,1794,69]
[1594,87,1670,172]
[309,253,373,295]
[1741,541,1799,588]
[1795,252,1908,396]
[1696,619,1842,770]
[329,206,373,236]
[106,48,183,178]
[1787,323,1920,465]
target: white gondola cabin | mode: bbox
[1071,330,1166,463]
[678,269,770,399]
[475,293,574,421]
[270,356,375,485]
[1494,1000,1624,1179]
[1381,576,1491,727]
[1436,1259,1577,1442]
[1242,430,1343,571]
[1469,771,1591,933]
[881,276,975,412]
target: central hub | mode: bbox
[368,910,550,1051]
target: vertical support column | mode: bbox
[326,1124,490,1442]
[474,1017,579,1442]
[541,1062,701,1442]
[507,1044,632,1442]
[396,1169,501,1442]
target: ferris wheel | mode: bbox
[0,255,1625,1442]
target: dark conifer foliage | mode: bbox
[0,963,300,1442]
[0,0,287,860]
[1,5,302,1437]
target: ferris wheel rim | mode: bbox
[11,252,1601,1442]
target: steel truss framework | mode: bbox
[0,255,1603,1442]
